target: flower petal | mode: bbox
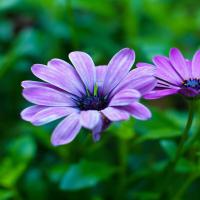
[110,67,156,97]
[101,107,129,121]
[132,77,157,95]
[109,89,141,106]
[32,107,78,126]
[185,59,192,78]
[21,105,46,122]
[192,50,200,78]
[102,48,135,96]
[31,63,85,96]
[22,81,50,88]
[144,88,178,99]
[22,86,75,106]
[92,118,103,142]
[51,113,81,146]
[96,65,107,85]
[122,102,151,120]
[128,65,156,77]
[47,58,72,71]
[80,110,100,129]
[69,51,96,94]
[136,62,155,68]
[169,48,189,80]
[153,55,183,84]
[96,65,107,94]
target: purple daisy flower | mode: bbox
[21,48,156,146]
[137,48,200,99]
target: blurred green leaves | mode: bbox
[0,0,20,11]
[0,136,36,188]
[0,20,13,41]
[0,158,27,188]
[72,0,116,16]
[0,189,14,200]
[8,135,36,161]
[135,108,195,142]
[160,140,177,159]
[110,118,135,140]
[1,0,200,199]
[138,128,181,142]
[60,160,115,190]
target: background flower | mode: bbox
[137,48,200,99]
[21,48,156,145]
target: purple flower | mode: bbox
[21,48,156,146]
[137,48,200,99]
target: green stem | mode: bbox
[172,100,195,163]
[183,105,200,153]
[159,100,195,198]
[173,154,200,200]
[184,133,200,152]
[172,173,199,200]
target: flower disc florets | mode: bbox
[77,95,108,111]
[182,78,200,90]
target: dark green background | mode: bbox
[1,0,200,199]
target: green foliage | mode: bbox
[0,136,36,188]
[110,118,135,139]
[1,0,200,199]
[60,160,116,190]
[0,189,14,200]
[135,107,198,142]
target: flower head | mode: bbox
[137,48,200,99]
[21,48,156,146]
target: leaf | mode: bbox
[0,0,20,11]
[111,118,135,139]
[0,158,27,187]
[0,136,36,187]
[8,136,36,162]
[0,20,13,41]
[13,29,45,57]
[60,160,115,190]
[48,164,68,183]
[176,158,196,173]
[22,168,48,200]
[131,191,159,200]
[160,140,177,159]
[135,108,181,132]
[0,189,14,200]
[137,128,181,142]
[72,0,115,16]
[134,108,191,142]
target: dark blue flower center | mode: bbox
[77,96,108,111]
[182,78,200,90]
